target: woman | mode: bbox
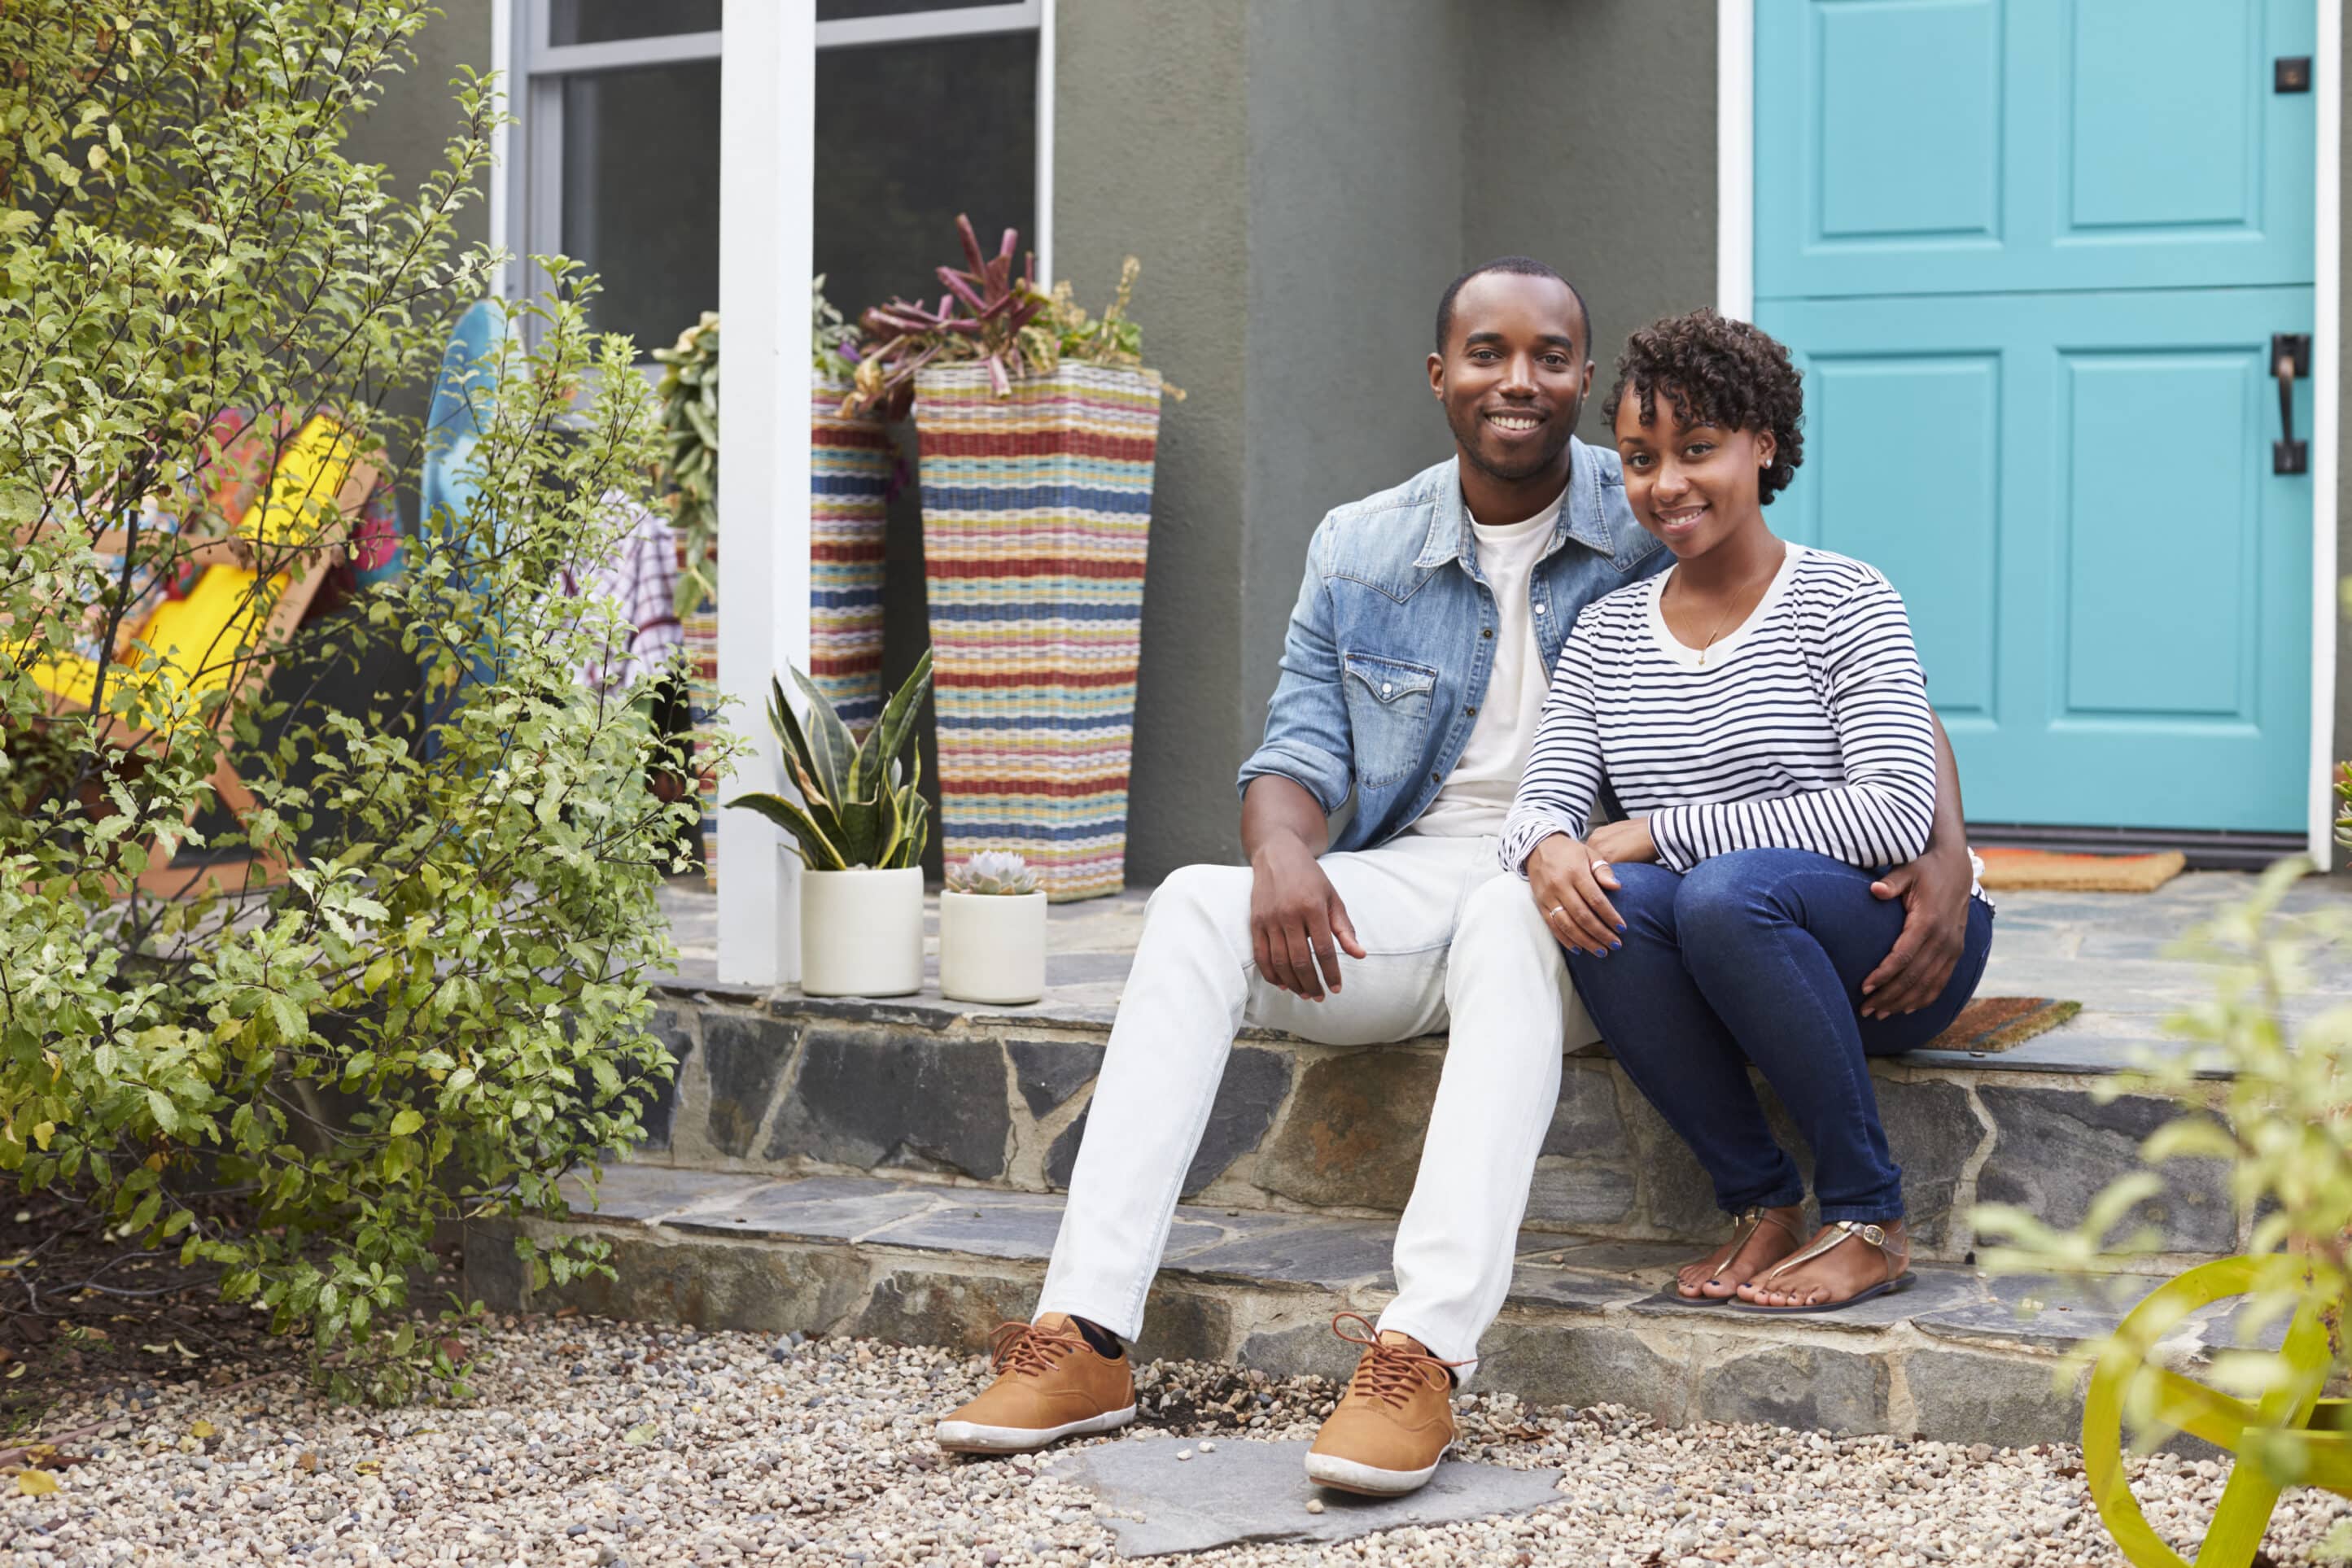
[1500,309,1993,1314]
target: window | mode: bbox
[508,0,1044,360]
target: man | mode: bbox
[934,258,1977,1495]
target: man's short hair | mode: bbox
[1433,257,1590,357]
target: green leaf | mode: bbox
[387,1109,424,1138]
[860,648,933,797]
[787,664,855,805]
[763,675,829,806]
[725,792,848,870]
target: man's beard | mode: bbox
[1448,400,1580,484]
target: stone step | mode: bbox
[464,1163,2211,1448]
[633,983,2245,1269]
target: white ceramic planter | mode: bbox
[938,889,1047,1005]
[800,866,925,997]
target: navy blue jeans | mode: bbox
[1564,848,1995,1224]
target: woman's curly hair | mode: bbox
[1602,308,1805,504]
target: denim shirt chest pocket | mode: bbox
[1340,650,1440,790]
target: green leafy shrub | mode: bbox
[1972,849,2352,1479]
[0,0,717,1402]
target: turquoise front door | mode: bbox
[1755,0,2319,834]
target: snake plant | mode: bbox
[727,650,933,870]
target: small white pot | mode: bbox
[800,866,925,997]
[938,889,1048,1005]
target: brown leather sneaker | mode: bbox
[935,1313,1138,1454]
[1304,1313,1465,1496]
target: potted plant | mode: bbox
[846,218,1181,903]
[726,651,933,997]
[939,850,1048,1006]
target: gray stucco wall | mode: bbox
[1239,1,1467,745]
[343,0,495,255]
[1053,0,1724,874]
[1462,0,1720,447]
[1054,0,1254,876]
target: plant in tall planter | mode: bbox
[657,281,897,887]
[727,653,934,997]
[848,218,1178,902]
[940,851,1047,1006]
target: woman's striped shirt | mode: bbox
[1500,544,1939,877]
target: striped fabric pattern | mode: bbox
[684,600,721,886]
[1501,544,1939,878]
[689,379,896,886]
[811,382,895,734]
[916,363,1164,902]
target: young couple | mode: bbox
[933,259,1995,1496]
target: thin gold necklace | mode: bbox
[1672,547,1785,667]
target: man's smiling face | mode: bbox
[1428,271,1592,487]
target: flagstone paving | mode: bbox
[654,870,2352,1067]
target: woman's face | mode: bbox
[1613,391,1776,560]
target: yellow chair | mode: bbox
[25,414,378,896]
[2083,1256,2350,1568]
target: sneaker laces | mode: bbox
[988,1319,1086,1380]
[1331,1312,1467,1409]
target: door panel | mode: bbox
[1757,0,2315,299]
[1760,288,2313,832]
[2066,0,2259,235]
[2060,351,2256,720]
[1786,353,2004,719]
[1814,0,2003,243]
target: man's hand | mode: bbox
[1526,834,1624,957]
[1248,834,1366,1001]
[1585,816,1659,867]
[1862,842,1973,1018]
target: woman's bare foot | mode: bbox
[1673,1204,1806,1299]
[1738,1219,1909,1310]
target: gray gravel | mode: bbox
[5,1312,2350,1566]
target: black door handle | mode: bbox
[2274,332,2310,476]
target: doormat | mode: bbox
[1920,995,2081,1055]
[1976,847,2187,893]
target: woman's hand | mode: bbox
[1526,833,1624,956]
[1585,816,1659,866]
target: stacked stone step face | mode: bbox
[468,1163,2254,1449]
[627,984,2243,1268]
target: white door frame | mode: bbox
[1717,0,2344,864]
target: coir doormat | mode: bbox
[1919,995,2081,1055]
[1976,847,2186,893]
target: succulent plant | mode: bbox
[726,650,933,870]
[948,850,1040,897]
[843,215,1049,420]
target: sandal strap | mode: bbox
[1707,1205,1804,1284]
[1758,1220,1907,1287]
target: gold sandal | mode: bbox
[1737,1220,1911,1314]
[1668,1204,1804,1304]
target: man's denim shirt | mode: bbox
[1236,441,1668,854]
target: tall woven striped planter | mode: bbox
[915,362,1163,902]
[687,378,894,884]
[809,379,896,735]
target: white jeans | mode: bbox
[1036,832,1598,1377]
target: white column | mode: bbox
[1714,0,1755,323]
[716,0,816,987]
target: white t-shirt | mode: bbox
[1410,487,1565,839]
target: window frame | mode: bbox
[494,0,1052,349]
